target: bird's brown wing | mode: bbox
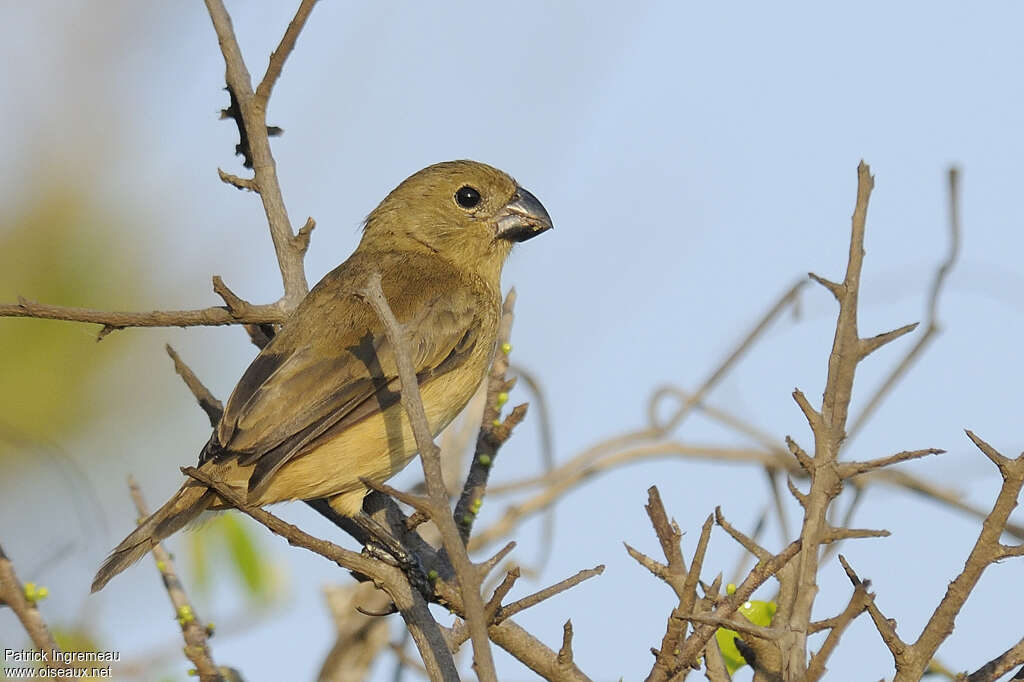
[203,260,485,495]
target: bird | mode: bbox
[91,160,552,592]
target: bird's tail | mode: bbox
[91,482,216,592]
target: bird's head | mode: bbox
[360,160,552,283]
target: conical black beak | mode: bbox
[496,186,553,242]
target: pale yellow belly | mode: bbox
[212,348,490,516]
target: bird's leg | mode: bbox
[304,499,433,599]
[352,511,434,599]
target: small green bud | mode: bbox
[462,514,474,524]
[500,342,512,355]
[156,560,167,572]
[496,391,509,406]
[205,622,216,637]
[427,569,439,581]
[188,668,198,677]
[471,498,482,513]
[478,455,491,466]
[23,582,48,603]
[492,419,502,427]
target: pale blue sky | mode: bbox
[2,2,1023,680]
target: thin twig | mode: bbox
[203,0,310,309]
[165,345,224,426]
[494,565,605,624]
[182,466,459,682]
[847,166,963,443]
[805,574,870,681]
[0,299,284,337]
[127,478,224,682]
[966,634,1024,682]
[0,544,71,670]
[454,291,525,543]
[254,0,319,105]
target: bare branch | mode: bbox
[966,634,1024,682]
[716,506,772,561]
[455,291,525,543]
[494,565,605,623]
[808,271,843,300]
[557,620,575,669]
[128,478,223,681]
[203,0,310,308]
[785,435,813,473]
[181,466,459,681]
[786,475,808,507]
[624,543,668,582]
[254,0,319,105]
[0,298,285,336]
[779,162,879,678]
[487,621,592,682]
[294,216,316,255]
[964,430,1013,472]
[837,448,944,478]
[683,613,782,641]
[676,539,803,672]
[646,487,687,581]
[476,541,516,581]
[485,567,520,617]
[358,272,498,682]
[819,526,890,543]
[217,168,257,191]
[858,322,919,359]
[703,638,732,682]
[791,388,822,432]
[165,345,224,426]
[847,166,963,443]
[896,435,1024,680]
[805,578,870,682]
[838,555,907,666]
[646,509,714,682]
[0,544,72,671]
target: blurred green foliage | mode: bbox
[50,626,106,681]
[189,514,283,605]
[0,189,146,453]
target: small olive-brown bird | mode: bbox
[91,160,551,592]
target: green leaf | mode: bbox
[714,587,777,673]
[220,514,272,601]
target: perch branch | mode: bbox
[358,272,498,682]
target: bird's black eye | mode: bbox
[454,185,482,209]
